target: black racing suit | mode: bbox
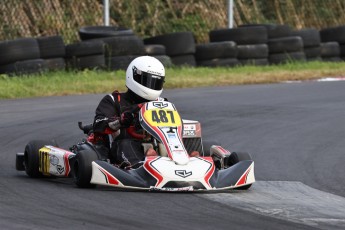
[93,89,150,167]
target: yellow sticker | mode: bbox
[144,109,181,127]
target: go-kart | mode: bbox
[16,101,255,191]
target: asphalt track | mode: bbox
[1,81,345,229]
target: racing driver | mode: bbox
[92,56,167,168]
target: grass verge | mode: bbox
[1,61,345,99]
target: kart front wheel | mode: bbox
[73,149,99,188]
[228,151,253,190]
[24,140,57,178]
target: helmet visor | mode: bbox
[133,67,164,90]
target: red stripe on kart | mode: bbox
[63,151,74,176]
[235,165,252,186]
[99,167,121,185]
[144,157,163,187]
[202,157,215,188]
[216,146,230,154]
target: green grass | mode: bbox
[1,61,345,99]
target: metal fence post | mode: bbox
[228,0,234,28]
[104,0,110,26]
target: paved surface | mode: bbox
[1,81,345,229]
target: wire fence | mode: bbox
[1,0,345,44]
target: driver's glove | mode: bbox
[120,111,134,128]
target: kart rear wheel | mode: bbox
[228,152,253,190]
[24,140,58,178]
[73,149,99,188]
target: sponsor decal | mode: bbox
[56,165,64,174]
[183,124,196,131]
[175,170,192,178]
[152,102,169,109]
[49,155,59,166]
[183,130,196,136]
[168,133,176,139]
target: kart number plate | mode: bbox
[144,109,181,127]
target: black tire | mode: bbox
[144,45,166,55]
[106,55,139,70]
[170,54,196,67]
[320,42,340,57]
[24,140,56,178]
[268,36,304,54]
[0,59,47,76]
[339,44,345,57]
[202,139,221,157]
[0,38,40,65]
[43,58,65,71]
[237,44,268,59]
[66,54,105,70]
[290,29,321,47]
[79,26,134,40]
[101,36,145,57]
[239,58,269,66]
[37,36,66,59]
[209,26,268,45]
[304,46,321,58]
[197,58,239,67]
[320,25,345,43]
[240,23,292,39]
[144,32,196,56]
[228,151,253,190]
[152,55,173,67]
[65,40,105,57]
[269,51,306,64]
[195,41,238,60]
[73,149,99,188]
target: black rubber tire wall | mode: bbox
[269,51,306,64]
[144,45,166,55]
[304,46,321,58]
[320,25,345,43]
[320,42,340,57]
[152,55,173,67]
[79,26,134,40]
[65,41,105,57]
[0,59,47,75]
[106,55,139,70]
[66,55,105,70]
[197,58,239,67]
[290,29,321,47]
[170,54,196,66]
[101,36,145,57]
[240,24,292,39]
[144,32,196,56]
[268,36,304,54]
[43,58,66,71]
[195,41,238,60]
[0,38,40,65]
[209,27,268,45]
[37,36,66,58]
[239,58,269,66]
[237,44,268,59]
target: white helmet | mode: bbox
[126,56,165,101]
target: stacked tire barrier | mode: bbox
[65,40,105,70]
[261,24,306,64]
[291,29,321,61]
[1,23,345,77]
[144,32,197,67]
[209,26,269,66]
[320,42,342,62]
[144,44,173,67]
[320,25,345,61]
[195,41,238,67]
[0,36,66,75]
